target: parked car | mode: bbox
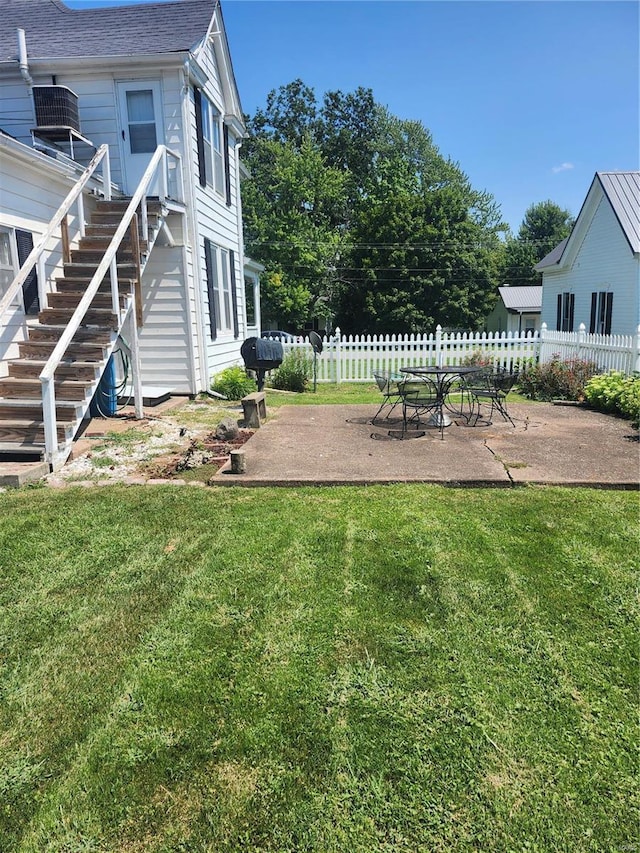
[261,330,299,342]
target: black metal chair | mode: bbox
[464,369,519,426]
[397,377,442,438]
[372,370,403,423]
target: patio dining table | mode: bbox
[399,365,482,429]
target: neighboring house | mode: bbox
[485,285,542,335]
[0,0,259,467]
[535,172,640,336]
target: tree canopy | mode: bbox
[500,201,574,287]
[241,80,515,333]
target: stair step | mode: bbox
[0,420,73,443]
[90,211,160,228]
[54,277,135,294]
[63,262,137,278]
[79,236,148,253]
[96,198,164,215]
[0,377,92,401]
[70,249,138,266]
[39,308,118,329]
[8,360,101,381]
[18,340,107,361]
[28,325,113,345]
[47,291,126,311]
[0,400,80,422]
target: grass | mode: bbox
[0,484,637,852]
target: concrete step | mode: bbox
[0,377,92,401]
[0,460,49,485]
[8,359,101,381]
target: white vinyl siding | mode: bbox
[541,195,640,336]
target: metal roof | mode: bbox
[598,171,640,254]
[0,0,216,61]
[498,286,542,313]
[535,171,640,270]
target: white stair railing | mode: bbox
[39,145,183,466]
[0,144,111,324]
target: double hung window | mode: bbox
[556,292,575,332]
[0,228,15,298]
[589,291,613,335]
[204,240,239,339]
[195,89,224,196]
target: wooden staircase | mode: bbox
[0,198,165,466]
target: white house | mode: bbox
[485,285,542,335]
[535,172,640,336]
[0,0,260,467]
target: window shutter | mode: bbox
[15,229,39,314]
[229,249,239,338]
[223,124,232,206]
[589,292,597,333]
[604,292,613,335]
[556,294,562,331]
[194,87,207,188]
[568,293,575,332]
[204,238,217,339]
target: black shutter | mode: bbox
[229,249,239,338]
[589,292,597,333]
[223,124,232,206]
[568,293,575,332]
[556,294,562,331]
[15,230,39,314]
[604,292,613,335]
[194,87,207,188]
[204,239,217,339]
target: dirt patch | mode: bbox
[141,430,254,481]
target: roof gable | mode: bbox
[535,171,640,271]
[0,0,216,61]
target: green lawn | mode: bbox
[264,382,532,407]
[0,484,637,852]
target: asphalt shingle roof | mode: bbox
[0,0,215,61]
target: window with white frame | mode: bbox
[590,291,613,335]
[204,239,234,338]
[0,227,16,297]
[198,92,224,196]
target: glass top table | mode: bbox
[399,365,482,428]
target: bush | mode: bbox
[517,355,599,401]
[584,371,640,427]
[270,350,313,393]
[211,366,256,400]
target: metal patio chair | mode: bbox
[372,370,404,423]
[397,377,442,438]
[464,368,519,426]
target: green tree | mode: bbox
[501,200,574,286]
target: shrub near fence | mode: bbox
[281,323,640,383]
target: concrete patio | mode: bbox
[213,402,639,488]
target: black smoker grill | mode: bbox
[240,337,284,390]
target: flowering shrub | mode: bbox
[211,366,257,400]
[584,372,640,427]
[517,355,599,401]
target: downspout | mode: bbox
[17,28,33,88]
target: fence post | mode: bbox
[334,326,341,384]
[435,324,442,366]
[577,323,586,359]
[634,325,640,374]
[539,322,547,365]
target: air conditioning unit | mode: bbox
[32,85,80,131]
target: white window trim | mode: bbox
[0,226,19,303]
[202,94,224,197]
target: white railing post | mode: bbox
[41,376,58,465]
[334,327,342,384]
[160,149,168,202]
[102,152,111,201]
[110,257,120,318]
[127,306,144,419]
[77,192,85,238]
[37,254,47,308]
[634,325,640,374]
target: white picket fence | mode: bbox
[280,323,640,383]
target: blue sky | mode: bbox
[68,0,639,233]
